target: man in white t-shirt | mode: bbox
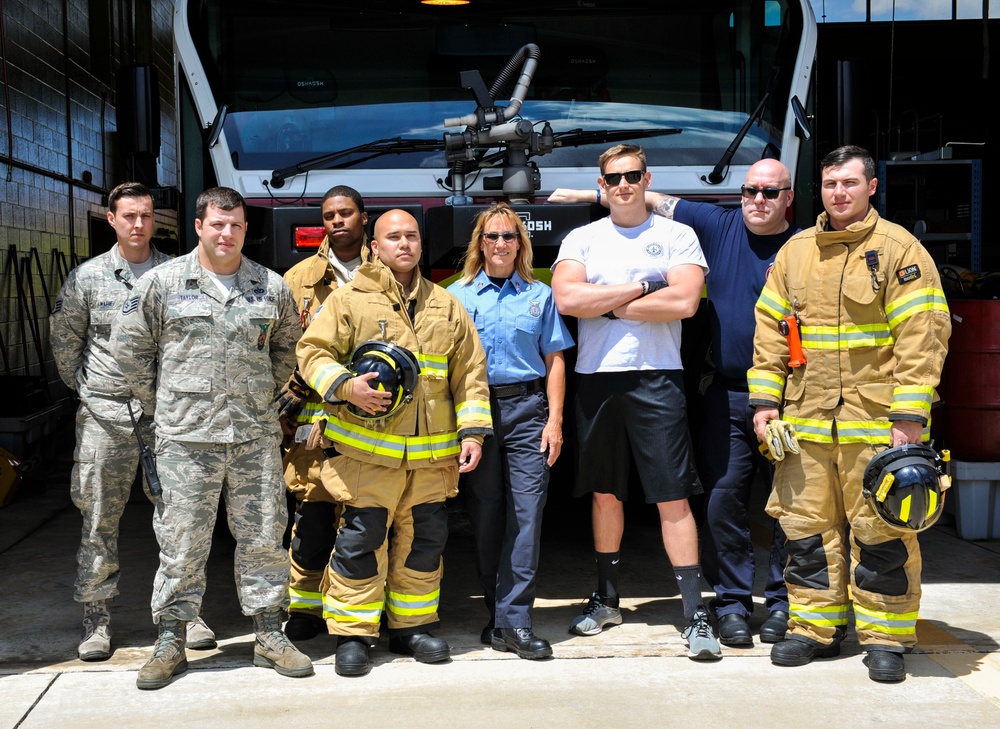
[551,144,721,659]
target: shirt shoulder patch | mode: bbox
[896,264,921,285]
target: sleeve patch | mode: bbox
[896,264,921,285]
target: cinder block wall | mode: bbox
[0,0,178,408]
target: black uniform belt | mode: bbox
[489,378,544,399]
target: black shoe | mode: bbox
[491,627,553,660]
[718,613,753,647]
[335,637,370,676]
[864,649,906,682]
[284,613,326,642]
[770,636,841,667]
[389,632,450,664]
[759,610,789,644]
[480,623,495,646]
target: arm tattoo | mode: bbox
[652,196,680,220]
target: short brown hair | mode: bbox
[108,182,152,213]
[194,186,247,221]
[821,145,876,182]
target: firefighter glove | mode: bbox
[762,419,800,462]
[275,367,313,420]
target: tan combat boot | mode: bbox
[252,608,314,677]
[136,618,188,690]
[79,601,112,661]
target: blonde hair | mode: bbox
[598,143,646,174]
[458,203,536,285]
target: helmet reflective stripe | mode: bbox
[862,443,948,532]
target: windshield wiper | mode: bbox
[704,92,770,185]
[268,137,444,189]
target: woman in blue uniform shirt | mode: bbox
[447,203,574,660]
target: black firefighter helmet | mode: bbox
[862,443,951,533]
[346,340,420,420]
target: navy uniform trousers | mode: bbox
[698,379,789,619]
[461,388,549,630]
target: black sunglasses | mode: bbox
[741,185,792,200]
[602,170,645,186]
[482,231,518,243]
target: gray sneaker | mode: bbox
[682,607,722,661]
[569,592,623,636]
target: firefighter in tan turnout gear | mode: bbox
[748,146,951,683]
[297,209,493,677]
[275,185,369,641]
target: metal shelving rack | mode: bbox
[876,158,983,272]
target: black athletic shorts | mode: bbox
[573,369,703,503]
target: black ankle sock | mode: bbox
[674,564,705,620]
[595,551,620,606]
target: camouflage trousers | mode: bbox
[151,437,290,622]
[70,401,153,603]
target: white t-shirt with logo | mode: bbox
[553,214,707,374]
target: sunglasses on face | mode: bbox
[741,185,792,200]
[602,170,645,186]
[482,231,518,243]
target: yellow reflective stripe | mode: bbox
[784,416,834,443]
[892,385,934,414]
[417,352,449,378]
[854,604,919,635]
[386,589,440,617]
[885,287,949,330]
[322,596,383,624]
[836,419,892,445]
[324,416,463,460]
[289,587,323,611]
[406,433,462,460]
[310,362,349,398]
[297,402,327,424]
[324,416,408,458]
[747,369,785,398]
[789,603,850,627]
[756,288,791,321]
[456,399,492,427]
[800,324,893,350]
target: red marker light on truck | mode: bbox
[294,226,325,250]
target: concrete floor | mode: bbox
[1,452,999,729]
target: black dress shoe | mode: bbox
[480,623,495,646]
[864,649,906,682]
[335,637,370,676]
[770,636,841,666]
[759,610,789,644]
[284,613,326,641]
[491,627,553,660]
[389,632,450,663]
[718,613,753,647]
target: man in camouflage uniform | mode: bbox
[50,182,216,661]
[113,187,312,689]
[277,185,369,641]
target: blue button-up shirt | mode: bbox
[448,270,574,385]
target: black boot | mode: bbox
[389,632,450,663]
[770,636,841,666]
[759,610,789,644]
[335,636,370,676]
[864,649,906,682]
[284,613,327,641]
[718,614,753,647]
[491,627,553,660]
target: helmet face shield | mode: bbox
[346,341,420,420]
[863,444,949,532]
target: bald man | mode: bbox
[296,210,492,676]
[550,158,798,647]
